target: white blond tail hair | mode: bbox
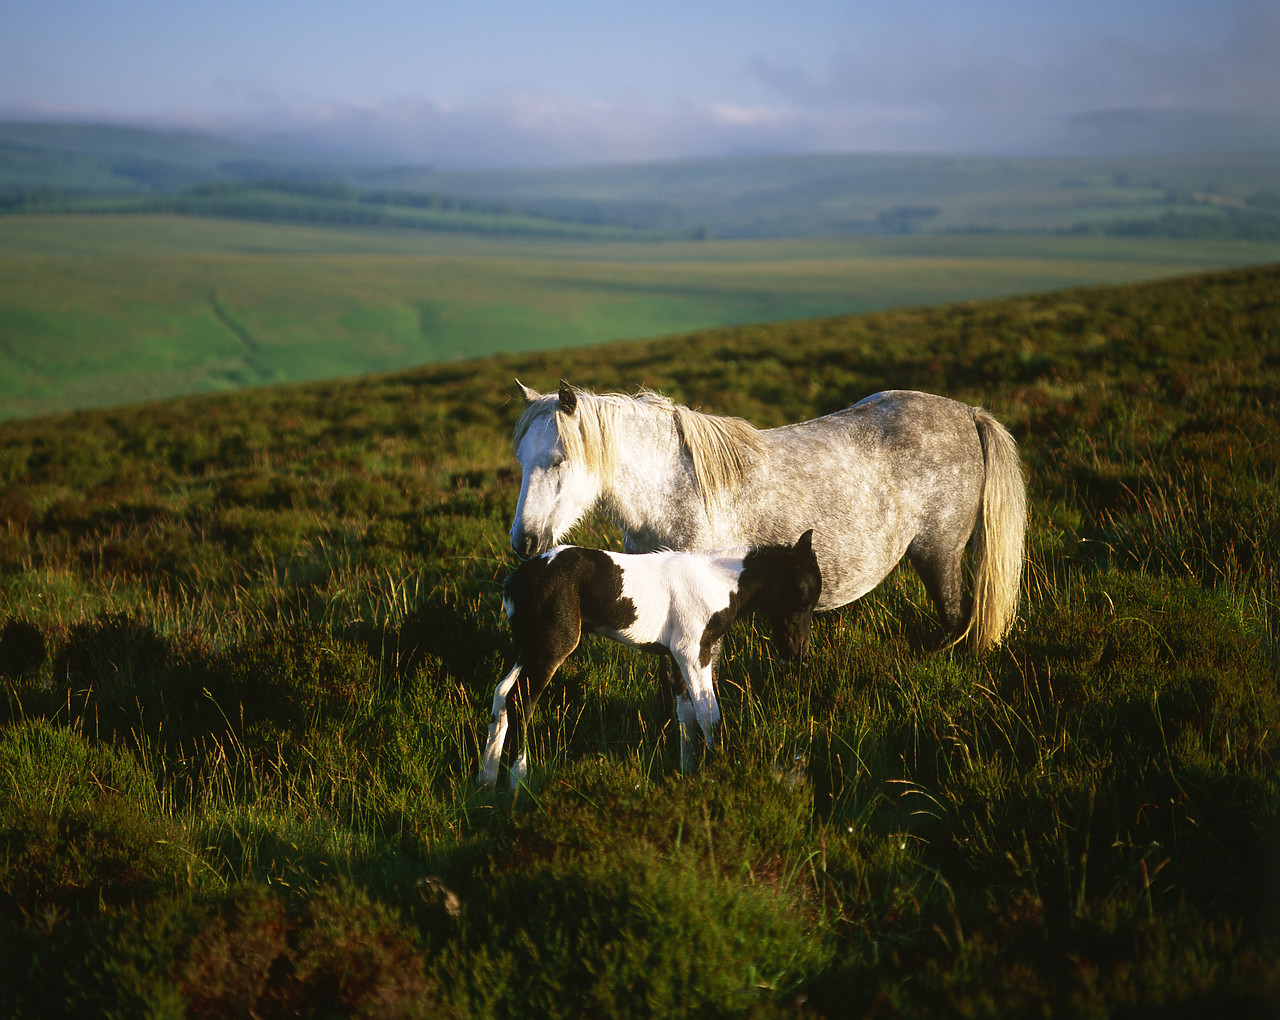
[967,408,1027,651]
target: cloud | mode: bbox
[188,95,844,168]
[741,0,1280,156]
[1062,107,1280,155]
[5,1,1277,166]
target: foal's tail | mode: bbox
[968,409,1027,652]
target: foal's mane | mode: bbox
[513,385,764,511]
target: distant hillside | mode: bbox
[0,124,639,240]
[5,211,1280,420]
[417,149,1280,239]
[3,121,1280,240]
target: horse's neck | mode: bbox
[599,414,707,546]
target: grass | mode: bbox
[5,214,1280,419]
[0,262,1278,1016]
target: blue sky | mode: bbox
[3,0,1278,166]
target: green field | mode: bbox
[5,213,1280,419]
[0,264,1277,1016]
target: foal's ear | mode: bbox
[516,379,541,405]
[795,529,814,553]
[558,379,578,415]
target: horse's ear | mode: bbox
[795,529,814,552]
[558,379,578,416]
[516,379,540,405]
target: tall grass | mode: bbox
[0,263,1277,1016]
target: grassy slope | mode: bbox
[5,213,1280,420]
[0,263,1278,1016]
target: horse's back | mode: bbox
[795,389,979,444]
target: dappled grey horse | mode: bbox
[509,381,1026,651]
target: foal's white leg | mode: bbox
[672,651,721,774]
[674,692,699,774]
[688,666,721,749]
[480,664,521,787]
[509,749,529,791]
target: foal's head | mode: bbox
[743,529,821,661]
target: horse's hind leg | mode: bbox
[908,540,971,646]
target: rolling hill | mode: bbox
[0,264,1277,1015]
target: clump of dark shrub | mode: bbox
[0,619,46,678]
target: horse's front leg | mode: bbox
[673,689,699,775]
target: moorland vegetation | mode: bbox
[0,263,1278,1016]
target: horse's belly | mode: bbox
[728,394,985,610]
[807,520,914,612]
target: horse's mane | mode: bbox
[513,386,764,512]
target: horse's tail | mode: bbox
[968,409,1027,652]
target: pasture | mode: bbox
[0,263,1278,1016]
[5,213,1280,420]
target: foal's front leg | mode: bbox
[480,656,562,790]
[484,583,582,790]
[480,663,521,787]
[669,645,721,775]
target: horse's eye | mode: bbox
[550,455,566,469]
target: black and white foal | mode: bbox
[480,530,820,789]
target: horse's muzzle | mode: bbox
[511,530,547,559]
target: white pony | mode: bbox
[480,531,820,789]
[510,381,1026,651]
